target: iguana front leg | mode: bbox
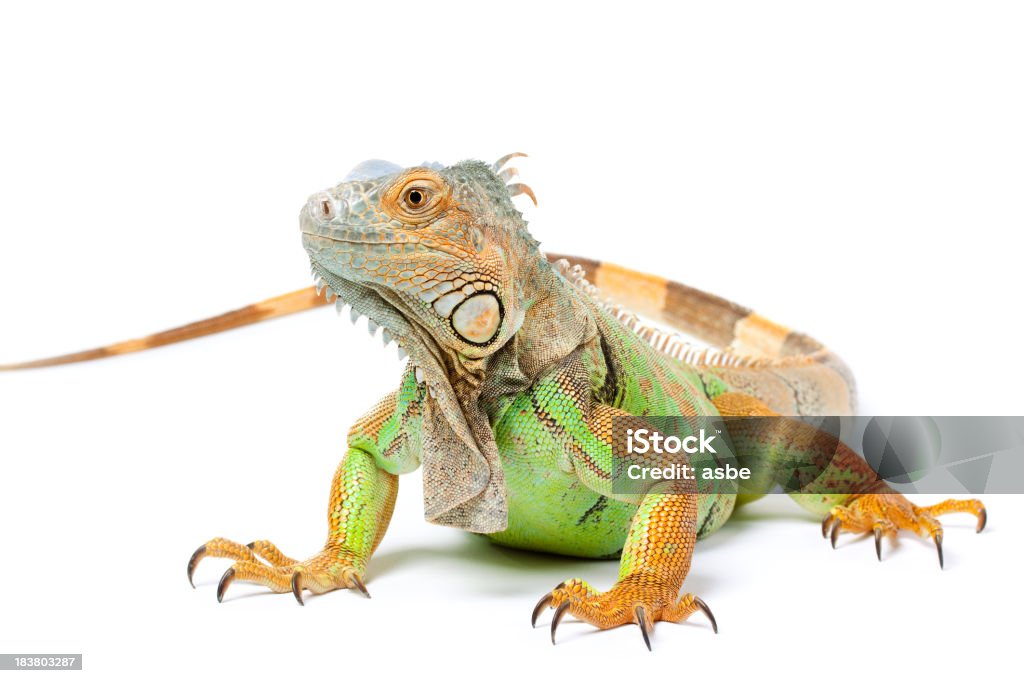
[188,375,424,602]
[187,448,394,602]
[530,400,718,649]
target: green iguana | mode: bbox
[0,155,986,650]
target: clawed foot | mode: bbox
[531,578,717,651]
[822,494,986,568]
[187,537,369,604]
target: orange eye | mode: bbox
[388,172,446,222]
[404,187,429,210]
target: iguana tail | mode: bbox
[0,287,328,371]
[1,257,855,415]
[545,253,856,415]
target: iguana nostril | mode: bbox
[307,193,347,224]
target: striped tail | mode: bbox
[545,253,856,416]
[0,288,329,371]
[2,256,855,416]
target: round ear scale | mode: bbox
[451,293,503,345]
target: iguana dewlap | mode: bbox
[0,155,986,650]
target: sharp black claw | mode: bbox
[694,596,719,634]
[350,574,371,599]
[821,513,834,538]
[291,571,305,606]
[550,602,570,645]
[874,527,883,561]
[977,508,987,533]
[635,605,652,651]
[532,592,553,627]
[934,533,944,569]
[187,544,206,588]
[216,567,235,603]
[830,519,841,549]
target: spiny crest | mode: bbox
[551,259,823,370]
[446,155,539,248]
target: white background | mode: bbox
[1,1,1021,680]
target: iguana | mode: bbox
[0,154,987,650]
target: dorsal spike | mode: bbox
[506,183,538,206]
[552,252,825,371]
[492,152,527,171]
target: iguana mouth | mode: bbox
[300,228,473,262]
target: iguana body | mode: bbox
[1,155,986,649]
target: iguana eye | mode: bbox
[403,187,430,210]
[388,173,446,222]
[320,199,333,219]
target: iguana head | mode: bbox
[300,157,541,369]
[300,156,595,533]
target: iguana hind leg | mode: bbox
[823,494,986,567]
[713,391,987,568]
